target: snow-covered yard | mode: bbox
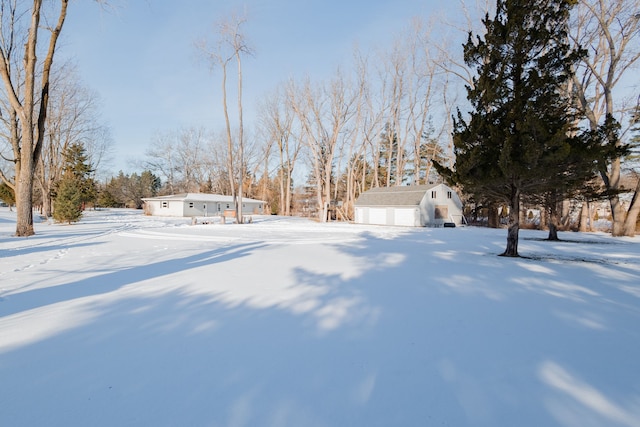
[1,208,639,427]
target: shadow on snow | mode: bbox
[0,227,638,427]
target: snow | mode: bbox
[1,207,639,427]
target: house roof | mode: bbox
[142,193,266,204]
[355,184,440,207]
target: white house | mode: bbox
[354,184,465,227]
[142,193,265,218]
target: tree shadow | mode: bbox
[1,241,101,259]
[0,242,266,318]
[0,227,638,427]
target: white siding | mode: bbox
[419,184,465,226]
[147,200,184,217]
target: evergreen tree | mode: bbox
[52,143,95,223]
[435,0,588,257]
[59,142,96,208]
[407,121,447,185]
[378,123,405,186]
[53,174,83,224]
[130,171,161,208]
[97,188,120,208]
[99,170,161,209]
[532,116,622,240]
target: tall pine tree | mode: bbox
[436,0,589,257]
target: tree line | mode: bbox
[1,0,639,247]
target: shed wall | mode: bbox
[354,184,464,227]
[419,184,464,226]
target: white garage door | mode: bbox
[393,208,416,226]
[368,208,387,225]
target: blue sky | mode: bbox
[61,1,454,173]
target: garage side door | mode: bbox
[394,208,416,226]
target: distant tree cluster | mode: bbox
[98,171,161,209]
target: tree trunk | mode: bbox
[235,47,244,224]
[500,187,520,257]
[487,203,500,228]
[547,205,560,241]
[560,199,571,229]
[220,63,237,219]
[323,154,333,222]
[285,163,293,216]
[15,159,35,236]
[539,206,547,230]
[610,194,626,237]
[278,167,285,215]
[622,179,640,237]
[313,156,324,222]
[5,0,67,236]
[578,202,589,233]
[602,135,625,236]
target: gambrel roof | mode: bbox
[355,184,440,207]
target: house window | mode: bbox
[161,201,168,208]
[447,191,452,199]
[226,204,230,209]
[431,191,437,199]
[189,202,194,208]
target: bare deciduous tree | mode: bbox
[569,0,640,236]
[289,73,355,222]
[259,83,300,215]
[37,63,111,217]
[144,127,212,194]
[0,0,72,235]
[198,12,252,223]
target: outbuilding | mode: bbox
[142,193,265,218]
[354,184,465,227]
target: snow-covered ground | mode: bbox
[1,207,639,427]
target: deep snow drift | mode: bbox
[1,208,639,427]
